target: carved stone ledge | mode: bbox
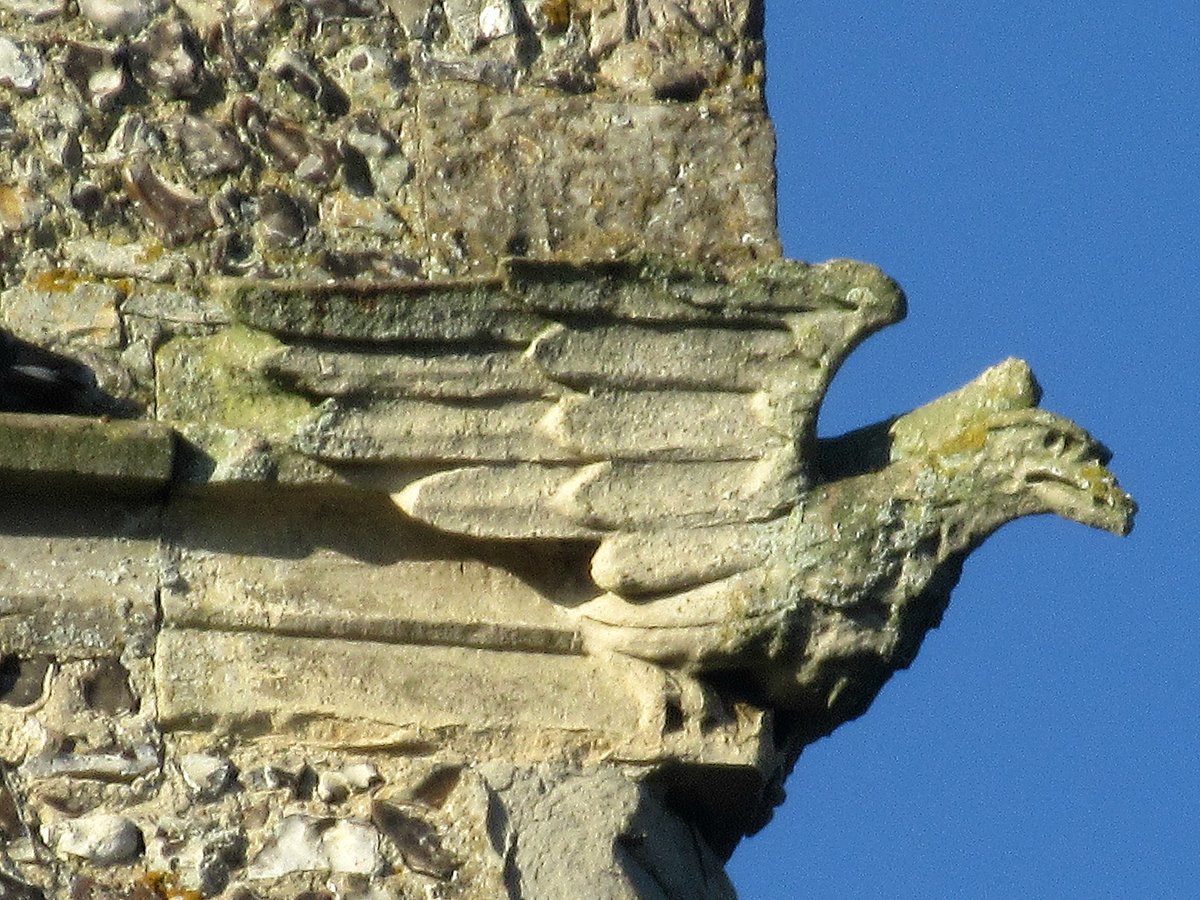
[0,414,174,492]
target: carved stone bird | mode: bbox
[244,258,1134,727]
[393,353,1131,723]
[565,359,1132,729]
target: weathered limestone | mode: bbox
[0,1,1133,897]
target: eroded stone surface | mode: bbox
[479,765,737,899]
[418,87,777,271]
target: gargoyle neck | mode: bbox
[909,462,1031,556]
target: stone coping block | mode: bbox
[0,412,174,491]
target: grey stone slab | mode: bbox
[222,277,549,344]
[417,87,779,273]
[544,390,782,461]
[296,397,570,463]
[529,321,801,391]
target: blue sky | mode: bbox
[728,4,1199,898]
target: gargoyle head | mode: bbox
[760,360,1134,736]
[888,358,1135,544]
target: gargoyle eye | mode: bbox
[1042,431,1073,454]
[0,654,51,708]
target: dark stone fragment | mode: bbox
[122,158,215,247]
[233,96,341,184]
[211,186,255,227]
[0,653,51,706]
[372,800,457,879]
[129,17,206,98]
[269,50,349,117]
[651,67,709,102]
[212,18,260,90]
[338,142,374,196]
[256,190,308,249]
[409,765,462,809]
[70,181,105,219]
[210,230,259,276]
[60,42,127,109]
[81,657,138,715]
[176,114,247,178]
[293,763,318,800]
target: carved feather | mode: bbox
[393,454,799,540]
[590,521,784,596]
[571,568,782,668]
[264,346,557,400]
[239,258,906,598]
[527,322,803,391]
[394,465,601,539]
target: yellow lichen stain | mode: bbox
[137,870,202,900]
[934,423,989,457]
[1078,461,1118,501]
[136,241,166,265]
[30,268,84,293]
[166,325,315,436]
[0,185,24,228]
[542,0,571,31]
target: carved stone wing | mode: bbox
[235,259,905,596]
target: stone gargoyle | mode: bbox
[220,257,1134,739]
[0,257,1135,889]
[1,258,1134,751]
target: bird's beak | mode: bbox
[1022,418,1136,536]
